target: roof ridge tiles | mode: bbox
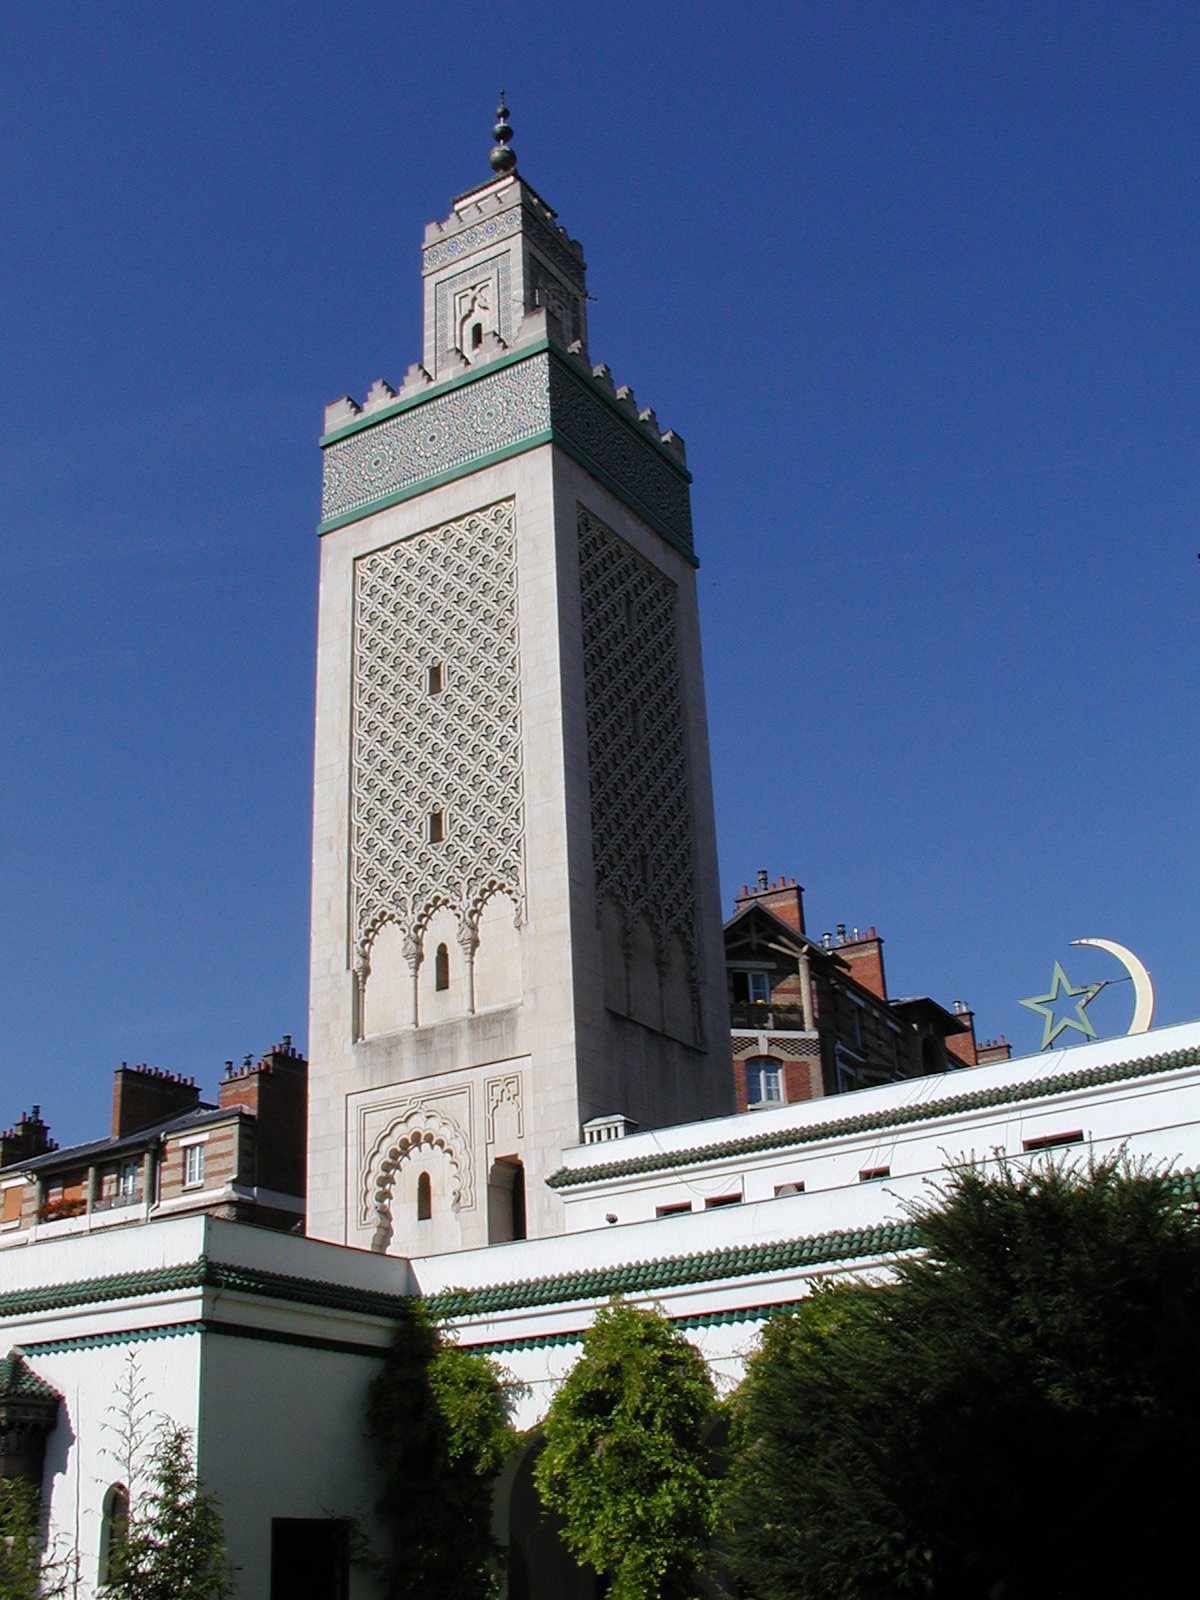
[546,1043,1200,1190]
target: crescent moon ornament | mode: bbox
[1070,939,1155,1034]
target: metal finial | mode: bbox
[490,93,516,175]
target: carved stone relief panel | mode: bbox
[485,1072,524,1153]
[350,500,523,987]
[577,504,698,972]
[357,1085,474,1250]
[435,252,513,360]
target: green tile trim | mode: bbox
[19,1318,386,1360]
[317,429,699,567]
[21,1321,201,1354]
[550,432,699,566]
[462,1297,815,1356]
[426,1220,919,1322]
[0,1253,412,1324]
[547,1044,1200,1190]
[315,432,554,535]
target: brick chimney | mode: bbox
[0,1108,55,1169]
[112,1066,201,1138]
[834,927,887,1001]
[734,872,806,935]
[219,1036,307,1197]
[944,1001,979,1067]
[976,1035,1013,1065]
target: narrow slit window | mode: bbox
[435,943,449,991]
[471,322,483,349]
[1022,1130,1083,1153]
[859,1166,890,1182]
[417,1171,432,1221]
[429,810,444,844]
[427,663,442,695]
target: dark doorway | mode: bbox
[270,1518,350,1600]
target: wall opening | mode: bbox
[435,943,450,991]
[417,1170,432,1221]
[488,1156,527,1243]
[429,810,444,844]
[271,1519,350,1600]
[427,662,443,694]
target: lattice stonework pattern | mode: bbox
[578,505,697,960]
[350,500,523,972]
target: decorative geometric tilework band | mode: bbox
[319,348,694,556]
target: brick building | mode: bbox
[726,872,1011,1111]
[0,1039,307,1246]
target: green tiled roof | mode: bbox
[547,1044,1200,1189]
[0,1349,61,1401]
[0,1254,411,1323]
[427,1220,919,1321]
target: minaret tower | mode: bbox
[307,104,732,1255]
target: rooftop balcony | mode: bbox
[729,1001,811,1033]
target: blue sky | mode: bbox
[2,2,1197,1145]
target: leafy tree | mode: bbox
[0,1479,68,1600]
[722,1157,1200,1599]
[366,1299,520,1599]
[534,1296,719,1600]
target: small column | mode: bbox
[403,932,422,1028]
[85,1164,98,1229]
[141,1150,155,1219]
[799,948,815,1032]
[458,922,479,1016]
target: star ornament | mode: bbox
[1020,961,1104,1050]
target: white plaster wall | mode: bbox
[197,1336,384,1600]
[32,1336,202,1598]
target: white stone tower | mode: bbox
[307,102,732,1255]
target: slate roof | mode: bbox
[12,1103,248,1178]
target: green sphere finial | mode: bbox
[490,93,516,174]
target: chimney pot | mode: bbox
[757,870,769,891]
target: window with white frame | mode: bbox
[183,1143,205,1189]
[732,970,771,1004]
[119,1160,139,1198]
[744,1056,784,1106]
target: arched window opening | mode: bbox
[417,1171,432,1222]
[471,321,483,349]
[435,944,450,991]
[98,1483,129,1586]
